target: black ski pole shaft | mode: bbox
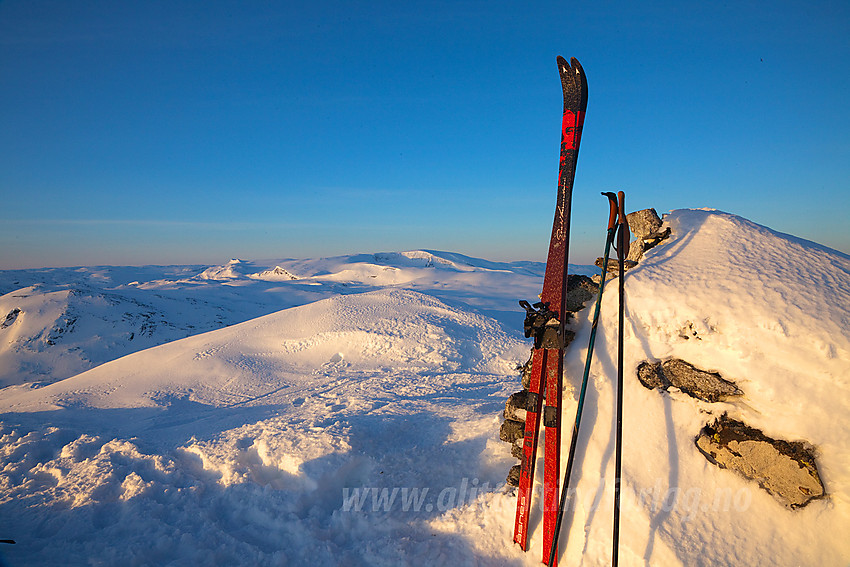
[612,190,628,567]
[546,192,620,567]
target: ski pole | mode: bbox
[612,190,628,567]
[546,192,620,567]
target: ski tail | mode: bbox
[513,349,547,549]
[542,347,563,563]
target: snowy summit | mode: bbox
[0,210,848,566]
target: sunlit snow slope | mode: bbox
[0,212,848,566]
[0,251,546,388]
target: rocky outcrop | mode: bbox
[626,208,671,262]
[593,208,668,279]
[594,258,638,278]
[252,266,299,280]
[507,464,521,487]
[1,308,21,329]
[499,418,525,444]
[695,416,825,509]
[637,359,743,402]
[504,390,528,423]
[563,274,598,313]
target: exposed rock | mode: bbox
[626,241,647,263]
[507,464,521,487]
[511,438,523,459]
[499,419,525,444]
[561,329,576,349]
[592,208,671,268]
[695,416,825,509]
[627,208,663,239]
[1,308,21,329]
[253,266,299,280]
[637,359,743,402]
[504,390,528,423]
[636,361,669,390]
[564,274,598,313]
[625,208,671,261]
[594,257,638,277]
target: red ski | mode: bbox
[513,56,588,565]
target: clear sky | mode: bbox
[1,1,848,269]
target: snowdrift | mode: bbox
[0,211,848,566]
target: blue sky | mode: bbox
[1,1,848,269]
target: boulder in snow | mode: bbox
[564,274,598,313]
[511,438,523,459]
[695,415,825,509]
[504,390,528,423]
[499,419,525,444]
[507,464,521,487]
[637,359,743,402]
[626,208,671,262]
[627,208,662,237]
[593,257,638,277]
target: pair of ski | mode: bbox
[512,55,629,566]
[511,55,586,566]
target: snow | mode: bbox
[1,212,848,566]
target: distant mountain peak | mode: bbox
[196,259,252,280]
[251,266,299,281]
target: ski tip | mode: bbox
[571,58,588,109]
[556,55,571,80]
[557,55,576,96]
[570,57,583,78]
[556,56,583,76]
[556,56,587,102]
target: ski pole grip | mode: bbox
[602,192,618,230]
[617,191,630,260]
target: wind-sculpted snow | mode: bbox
[0,250,546,388]
[561,209,850,566]
[0,289,527,413]
[1,220,849,566]
[0,287,530,566]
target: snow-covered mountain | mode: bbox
[0,251,549,388]
[0,211,848,566]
